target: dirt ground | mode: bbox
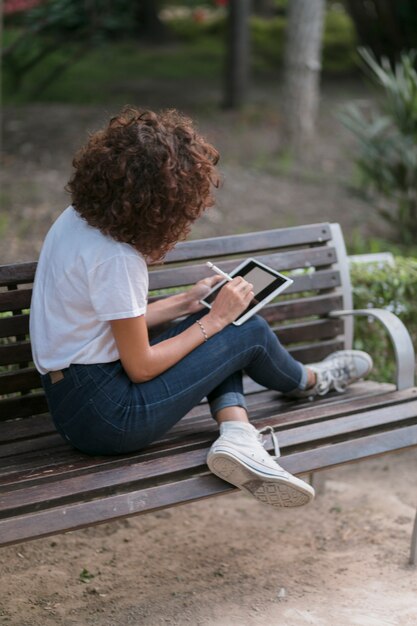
[1,81,416,625]
[1,454,417,626]
[0,79,391,263]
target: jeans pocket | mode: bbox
[54,396,125,456]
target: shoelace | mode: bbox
[257,425,281,458]
[315,358,355,395]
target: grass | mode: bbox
[3,36,224,105]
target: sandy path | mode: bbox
[1,452,417,626]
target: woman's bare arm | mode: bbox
[111,277,254,383]
[145,275,222,328]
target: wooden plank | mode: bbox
[274,319,343,345]
[0,433,65,459]
[0,263,37,287]
[261,294,343,324]
[0,342,33,366]
[289,339,345,363]
[0,289,32,313]
[0,474,229,547]
[0,447,208,513]
[251,387,417,432]
[0,368,42,395]
[149,247,337,289]
[149,265,340,292]
[163,224,332,263]
[2,424,417,547]
[0,394,48,421]
[0,314,29,339]
[281,424,417,475]
[0,414,54,442]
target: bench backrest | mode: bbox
[0,222,352,423]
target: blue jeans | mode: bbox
[41,314,307,455]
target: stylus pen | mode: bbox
[206,261,233,282]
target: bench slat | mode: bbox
[0,394,48,422]
[260,294,342,324]
[0,223,333,289]
[0,414,54,442]
[289,339,345,363]
[0,342,33,366]
[0,289,32,313]
[0,314,29,339]
[148,254,339,290]
[149,247,337,288]
[0,473,229,547]
[163,224,333,263]
[0,262,37,287]
[0,368,42,395]
[274,319,343,344]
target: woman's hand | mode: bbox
[204,277,254,330]
[184,275,223,314]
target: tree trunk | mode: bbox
[282,0,325,154]
[135,0,169,43]
[223,0,251,109]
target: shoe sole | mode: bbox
[207,451,314,508]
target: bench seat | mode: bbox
[2,379,417,547]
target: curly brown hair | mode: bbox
[66,107,220,260]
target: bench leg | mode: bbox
[309,472,326,495]
[410,506,417,566]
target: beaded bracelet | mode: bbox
[196,319,208,342]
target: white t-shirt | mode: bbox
[30,206,149,374]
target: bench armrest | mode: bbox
[329,308,416,390]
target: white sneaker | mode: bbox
[290,349,373,399]
[207,423,315,507]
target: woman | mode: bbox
[30,107,372,509]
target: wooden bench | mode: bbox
[1,222,417,562]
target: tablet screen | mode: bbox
[202,260,288,321]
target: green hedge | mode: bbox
[251,9,357,74]
[168,8,358,75]
[350,257,417,383]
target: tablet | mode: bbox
[200,258,293,326]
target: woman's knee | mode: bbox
[243,314,272,343]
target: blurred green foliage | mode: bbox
[3,36,224,104]
[347,228,417,259]
[339,49,417,247]
[3,3,358,103]
[351,257,417,382]
[168,7,357,74]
